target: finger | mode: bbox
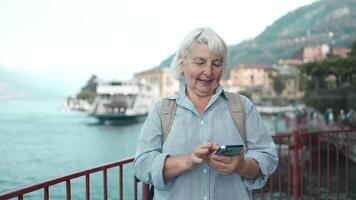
[209,159,229,173]
[210,154,232,164]
[211,143,220,151]
[210,157,228,168]
[208,159,223,169]
[195,148,210,157]
[198,142,213,149]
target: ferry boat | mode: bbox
[89,78,159,124]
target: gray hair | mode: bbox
[169,27,228,79]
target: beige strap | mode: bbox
[160,99,176,143]
[224,91,246,145]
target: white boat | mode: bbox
[257,104,305,115]
[89,79,159,124]
[257,105,295,114]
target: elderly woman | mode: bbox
[134,27,278,200]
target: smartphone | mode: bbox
[215,145,244,157]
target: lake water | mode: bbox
[0,97,143,199]
[0,93,293,199]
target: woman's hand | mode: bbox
[189,142,215,167]
[208,147,260,178]
[208,148,246,175]
[163,142,215,179]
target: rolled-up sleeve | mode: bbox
[241,97,279,190]
[134,101,170,189]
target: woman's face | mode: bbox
[181,44,224,98]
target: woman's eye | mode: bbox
[213,62,222,68]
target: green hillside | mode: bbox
[160,0,356,67]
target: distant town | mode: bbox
[64,42,354,117]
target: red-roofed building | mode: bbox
[221,64,277,100]
[331,47,351,58]
[229,64,275,88]
[291,44,351,63]
[302,44,330,62]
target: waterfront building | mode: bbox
[275,64,304,100]
[134,67,180,98]
[221,64,276,102]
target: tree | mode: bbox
[296,41,356,113]
[76,75,98,103]
[348,41,356,57]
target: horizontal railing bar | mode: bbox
[271,129,356,140]
[298,129,356,137]
[0,157,134,199]
[271,134,293,139]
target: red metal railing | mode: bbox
[251,128,356,200]
[0,158,134,200]
[1,129,355,200]
[135,128,356,200]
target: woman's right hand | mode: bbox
[164,142,215,179]
[189,142,215,168]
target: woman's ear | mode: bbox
[178,59,185,75]
[179,65,184,77]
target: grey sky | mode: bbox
[0,0,318,89]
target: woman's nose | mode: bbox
[203,64,213,76]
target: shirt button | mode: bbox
[201,120,204,125]
[203,169,207,173]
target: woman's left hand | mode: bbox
[207,149,246,176]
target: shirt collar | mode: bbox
[172,84,224,113]
[172,84,223,99]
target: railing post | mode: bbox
[142,183,150,200]
[293,128,299,200]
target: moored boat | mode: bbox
[89,78,158,124]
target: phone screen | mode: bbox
[215,145,244,157]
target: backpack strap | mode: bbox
[160,98,177,143]
[223,91,247,145]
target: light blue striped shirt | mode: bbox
[134,85,278,200]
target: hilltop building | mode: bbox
[292,44,330,62]
[275,44,351,100]
[290,44,351,63]
[331,47,351,58]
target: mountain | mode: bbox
[159,0,356,67]
[0,67,69,101]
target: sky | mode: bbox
[0,0,319,93]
